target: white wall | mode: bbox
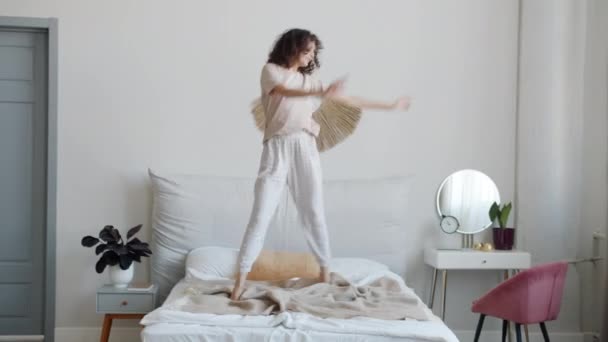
[579,0,608,336]
[2,0,597,340]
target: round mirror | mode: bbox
[436,169,500,234]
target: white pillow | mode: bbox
[185,246,239,281]
[148,169,256,300]
[329,257,390,282]
[185,246,391,282]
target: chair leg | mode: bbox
[473,314,485,342]
[539,322,550,342]
[502,320,508,342]
[515,323,522,342]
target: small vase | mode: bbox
[109,264,134,288]
[492,228,515,250]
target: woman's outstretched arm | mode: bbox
[330,94,411,111]
[271,79,344,98]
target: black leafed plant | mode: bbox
[81,224,152,273]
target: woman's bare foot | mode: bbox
[320,266,330,283]
[230,285,244,300]
[230,271,248,300]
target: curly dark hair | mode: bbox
[267,28,323,75]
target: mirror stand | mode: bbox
[461,234,475,249]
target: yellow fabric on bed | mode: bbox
[248,250,320,281]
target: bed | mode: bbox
[140,169,459,342]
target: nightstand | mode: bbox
[96,284,158,342]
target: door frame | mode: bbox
[0,16,57,342]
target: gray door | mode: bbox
[0,29,47,335]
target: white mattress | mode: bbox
[141,271,458,342]
[142,322,457,342]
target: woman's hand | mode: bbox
[322,78,346,98]
[391,96,411,111]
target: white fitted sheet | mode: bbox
[141,321,458,342]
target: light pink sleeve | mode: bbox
[260,64,283,95]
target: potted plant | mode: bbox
[489,202,515,250]
[81,224,152,287]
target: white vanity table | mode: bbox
[424,248,531,320]
[432,169,531,341]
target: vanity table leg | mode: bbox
[441,270,448,321]
[505,270,529,341]
[501,270,513,342]
[429,268,438,308]
[512,270,529,342]
[504,270,530,342]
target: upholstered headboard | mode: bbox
[148,169,412,300]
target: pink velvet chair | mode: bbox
[471,261,568,342]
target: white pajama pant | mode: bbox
[237,131,331,273]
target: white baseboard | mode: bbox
[56,327,595,342]
[454,330,595,342]
[55,327,140,342]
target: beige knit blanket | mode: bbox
[165,273,431,321]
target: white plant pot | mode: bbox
[109,264,134,288]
